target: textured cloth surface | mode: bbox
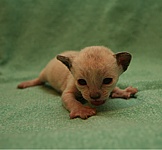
[0,0,162,148]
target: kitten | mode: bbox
[18,46,137,119]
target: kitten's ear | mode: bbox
[115,52,132,72]
[57,55,72,70]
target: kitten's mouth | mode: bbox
[90,100,106,106]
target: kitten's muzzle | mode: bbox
[90,92,101,100]
[90,100,106,106]
[89,92,106,106]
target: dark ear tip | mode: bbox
[117,52,131,57]
[115,52,132,72]
[116,52,132,60]
[125,52,132,60]
[125,52,132,58]
[56,55,72,70]
[56,55,63,60]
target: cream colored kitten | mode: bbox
[18,46,137,119]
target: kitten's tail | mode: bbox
[17,78,44,89]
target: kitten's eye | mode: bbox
[78,79,87,86]
[103,78,113,85]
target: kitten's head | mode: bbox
[57,46,131,106]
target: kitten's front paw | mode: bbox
[70,106,96,119]
[111,86,138,99]
[124,86,138,99]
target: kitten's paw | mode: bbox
[70,106,96,119]
[124,86,138,99]
[125,86,138,94]
[111,86,138,99]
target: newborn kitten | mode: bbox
[18,46,138,119]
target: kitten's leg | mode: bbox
[62,91,96,119]
[17,78,44,89]
[111,86,138,99]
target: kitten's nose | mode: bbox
[90,93,101,100]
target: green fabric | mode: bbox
[0,0,162,148]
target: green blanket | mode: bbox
[0,0,162,148]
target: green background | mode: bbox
[0,0,162,148]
